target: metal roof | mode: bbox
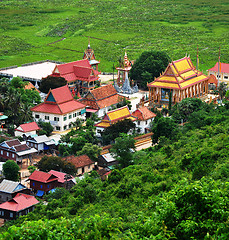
[0,179,26,193]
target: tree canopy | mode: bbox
[129,51,171,89]
[39,75,67,94]
[3,160,20,181]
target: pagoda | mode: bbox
[83,39,100,71]
[116,52,133,86]
[147,56,209,106]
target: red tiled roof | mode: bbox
[47,85,73,104]
[0,193,39,212]
[15,122,40,133]
[48,170,74,184]
[54,59,100,83]
[132,107,156,121]
[64,155,94,169]
[28,170,58,183]
[31,99,85,115]
[208,62,229,73]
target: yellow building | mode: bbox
[148,56,209,106]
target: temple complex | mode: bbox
[147,56,209,107]
[83,40,100,71]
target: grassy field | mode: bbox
[0,0,228,72]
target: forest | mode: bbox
[1,99,229,239]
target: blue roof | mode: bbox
[36,190,44,197]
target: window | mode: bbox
[47,184,50,189]
[6,152,9,157]
[73,113,76,118]
[40,184,43,189]
[88,166,90,170]
[64,125,67,130]
[12,153,15,158]
[69,123,72,128]
[56,126,60,131]
[145,120,148,125]
[69,115,72,119]
[10,212,13,218]
[217,75,221,78]
[45,116,49,120]
[138,121,140,125]
[224,76,228,79]
[0,150,3,155]
[0,211,4,216]
[35,114,40,119]
[64,116,67,121]
[32,182,35,187]
[54,117,59,121]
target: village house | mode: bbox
[26,135,55,152]
[95,106,137,137]
[0,139,37,164]
[132,106,156,134]
[148,56,209,107]
[31,85,86,132]
[64,155,94,176]
[98,153,118,168]
[49,59,100,95]
[80,84,126,118]
[207,62,229,85]
[15,122,40,137]
[0,193,39,220]
[48,170,76,189]
[28,170,59,197]
[0,179,29,203]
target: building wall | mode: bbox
[33,110,86,132]
[208,70,229,85]
[30,180,57,193]
[0,192,12,203]
[0,148,17,161]
[0,205,35,220]
[15,130,37,137]
[136,119,154,133]
[77,164,94,175]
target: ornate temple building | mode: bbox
[148,56,209,106]
[116,52,133,86]
[83,40,100,71]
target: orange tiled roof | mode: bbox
[64,155,94,169]
[80,84,125,110]
[24,82,40,93]
[148,56,209,90]
[132,106,156,121]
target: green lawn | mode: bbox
[0,0,228,72]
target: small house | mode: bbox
[0,179,29,203]
[28,170,58,196]
[26,135,55,152]
[98,153,118,168]
[132,106,156,133]
[0,193,39,220]
[48,170,76,189]
[15,122,40,137]
[64,155,94,176]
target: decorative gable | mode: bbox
[46,92,56,103]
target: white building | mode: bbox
[207,62,229,85]
[31,85,86,132]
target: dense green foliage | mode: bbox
[3,160,20,181]
[0,0,228,72]
[0,77,41,128]
[39,76,67,94]
[1,99,229,239]
[101,118,136,145]
[37,156,76,175]
[38,120,54,136]
[129,51,171,89]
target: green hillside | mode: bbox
[0,0,229,72]
[1,100,229,239]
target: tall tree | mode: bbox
[3,160,20,181]
[78,143,102,162]
[129,51,171,89]
[110,133,135,168]
[39,76,67,94]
